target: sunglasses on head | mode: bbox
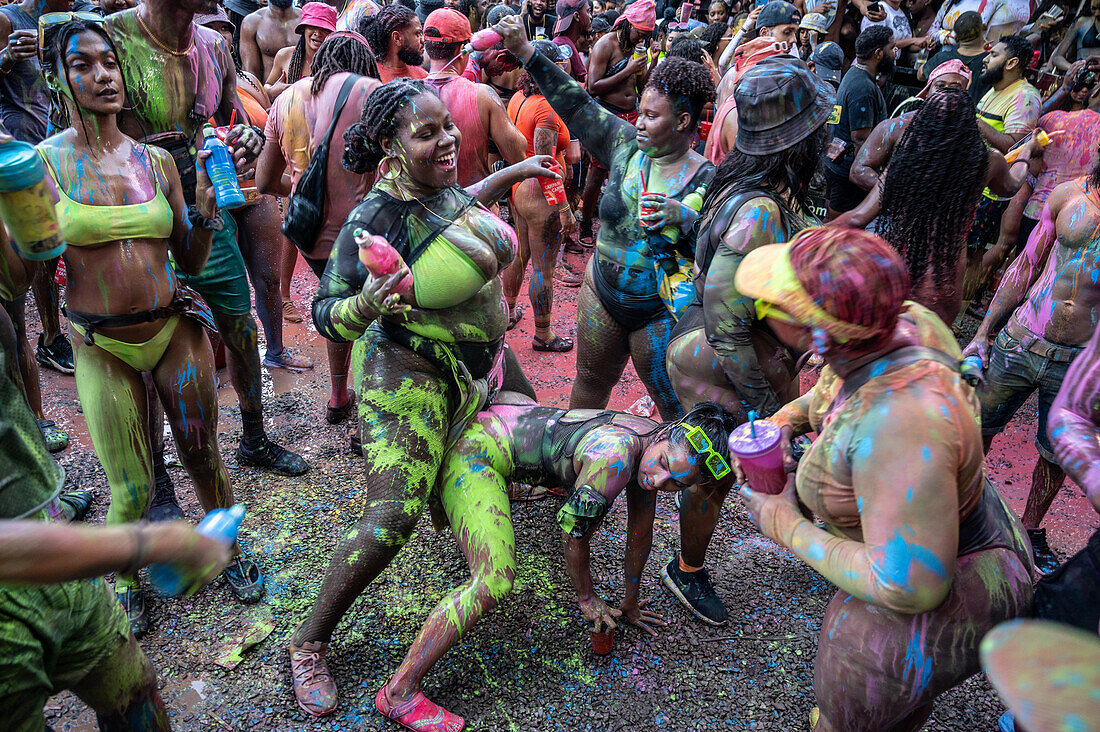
[754,298,798,325]
[38,11,103,58]
[685,426,732,481]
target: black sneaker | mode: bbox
[147,469,185,522]
[36,333,74,374]
[661,558,729,626]
[116,584,148,638]
[1027,527,1061,575]
[237,438,310,476]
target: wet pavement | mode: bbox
[39,246,1098,731]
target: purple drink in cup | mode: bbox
[728,413,787,495]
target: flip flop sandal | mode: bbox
[507,305,525,331]
[236,440,310,476]
[375,683,465,732]
[223,555,265,604]
[116,584,148,638]
[37,419,69,453]
[533,335,574,353]
[58,490,94,521]
[325,395,356,425]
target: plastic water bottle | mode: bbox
[149,504,245,597]
[201,124,246,210]
[960,355,985,387]
[464,27,502,54]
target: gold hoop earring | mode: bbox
[379,155,401,181]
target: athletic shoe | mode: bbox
[661,558,729,626]
[237,438,309,476]
[375,683,465,732]
[147,471,185,522]
[290,637,338,717]
[116,584,148,638]
[1027,527,1060,575]
[36,333,74,374]
[998,711,1015,732]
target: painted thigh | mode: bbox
[570,266,631,409]
[814,547,1033,732]
[628,314,682,420]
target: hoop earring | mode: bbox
[379,155,402,181]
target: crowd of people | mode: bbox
[0,0,1097,730]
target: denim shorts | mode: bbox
[978,327,1079,462]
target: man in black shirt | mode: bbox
[921,11,990,102]
[823,25,894,215]
[523,0,557,38]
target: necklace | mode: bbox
[137,11,194,57]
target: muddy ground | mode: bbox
[40,245,1098,731]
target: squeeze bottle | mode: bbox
[150,504,245,597]
[202,124,246,210]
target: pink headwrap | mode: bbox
[613,0,656,32]
[917,58,972,99]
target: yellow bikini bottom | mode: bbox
[70,315,180,373]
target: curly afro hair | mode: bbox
[644,56,716,127]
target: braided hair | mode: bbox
[645,57,715,127]
[698,22,727,56]
[647,402,739,485]
[344,79,433,173]
[877,88,988,295]
[311,35,381,94]
[287,36,309,84]
[360,4,417,57]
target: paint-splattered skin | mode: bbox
[976,176,1100,350]
[668,196,803,419]
[848,112,913,191]
[384,401,685,706]
[1048,320,1100,506]
[752,304,1034,731]
[522,51,712,420]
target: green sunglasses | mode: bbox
[685,425,732,481]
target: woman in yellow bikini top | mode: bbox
[0,18,265,635]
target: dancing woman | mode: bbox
[662,57,830,627]
[375,401,738,731]
[736,227,1033,732]
[288,79,552,717]
[19,19,263,634]
[499,18,716,420]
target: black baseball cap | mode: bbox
[757,0,800,29]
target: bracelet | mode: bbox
[187,205,223,231]
[249,124,266,146]
[119,524,149,576]
[1026,172,1039,189]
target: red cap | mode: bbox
[424,8,472,43]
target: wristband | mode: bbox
[119,524,149,576]
[187,205,224,231]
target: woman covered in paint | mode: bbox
[834,87,1033,324]
[11,19,266,635]
[289,79,554,717]
[735,227,1034,732]
[661,56,830,628]
[376,399,739,731]
[498,18,716,420]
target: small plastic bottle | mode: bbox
[655,184,707,274]
[464,27,502,54]
[960,355,985,387]
[201,124,246,210]
[149,504,246,597]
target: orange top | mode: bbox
[237,85,269,130]
[507,90,569,172]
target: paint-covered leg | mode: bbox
[628,315,682,420]
[237,199,288,358]
[291,341,450,716]
[325,340,353,415]
[1021,457,1068,574]
[569,266,630,410]
[144,379,184,522]
[71,633,170,732]
[212,309,309,476]
[386,419,516,710]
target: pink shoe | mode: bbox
[375,683,464,731]
[289,638,338,717]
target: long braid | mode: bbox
[878,88,988,295]
[343,80,432,173]
[287,35,308,83]
[310,35,381,95]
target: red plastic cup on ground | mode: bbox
[591,624,615,655]
[728,416,787,495]
[538,161,567,206]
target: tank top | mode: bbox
[426,75,489,189]
[0,5,49,143]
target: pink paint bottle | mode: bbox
[464,27,502,54]
[728,412,787,495]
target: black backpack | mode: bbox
[281,75,358,256]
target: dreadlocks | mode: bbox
[311,35,380,95]
[360,5,417,58]
[878,87,989,296]
[343,80,432,173]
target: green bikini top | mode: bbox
[40,150,173,247]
